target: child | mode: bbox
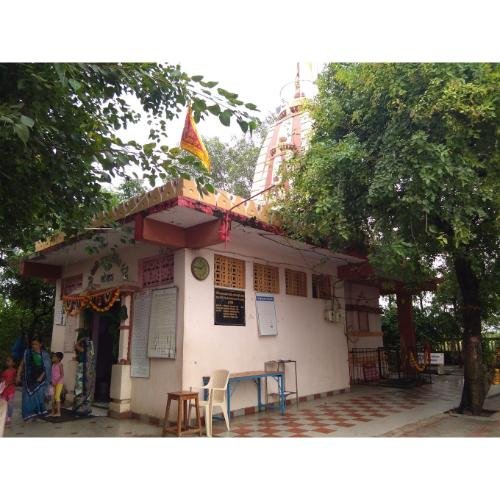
[50,352,64,417]
[1,356,17,424]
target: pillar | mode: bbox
[109,291,133,418]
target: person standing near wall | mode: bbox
[72,333,96,416]
[16,336,52,421]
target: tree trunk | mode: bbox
[453,254,486,415]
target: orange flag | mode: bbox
[180,105,211,170]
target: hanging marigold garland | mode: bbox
[409,350,431,372]
[62,295,89,316]
[88,288,121,313]
[63,287,121,316]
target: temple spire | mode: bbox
[250,63,314,200]
[294,62,301,98]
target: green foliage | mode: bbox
[279,63,499,411]
[381,278,464,348]
[204,135,262,198]
[117,178,147,201]
[0,261,54,363]
[0,63,259,255]
[279,63,499,289]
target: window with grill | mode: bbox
[139,253,174,289]
[285,268,307,297]
[253,263,279,294]
[61,274,83,297]
[214,254,246,289]
[312,274,332,299]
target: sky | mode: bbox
[117,60,320,149]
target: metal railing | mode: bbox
[349,347,404,384]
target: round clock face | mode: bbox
[191,256,210,281]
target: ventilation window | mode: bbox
[312,274,332,299]
[253,263,279,294]
[61,274,83,297]
[214,254,246,289]
[139,253,174,289]
[285,268,307,297]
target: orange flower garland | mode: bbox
[63,287,121,316]
[409,351,431,372]
[88,288,121,313]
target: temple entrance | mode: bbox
[91,303,122,404]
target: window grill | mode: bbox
[312,274,332,299]
[285,268,307,297]
[139,253,174,289]
[214,254,246,289]
[253,263,279,294]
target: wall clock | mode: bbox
[191,256,210,281]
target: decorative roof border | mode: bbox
[34,179,283,254]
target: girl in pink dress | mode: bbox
[1,356,17,424]
[50,352,64,417]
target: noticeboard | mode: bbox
[63,314,78,353]
[130,290,152,377]
[214,288,245,326]
[147,287,177,359]
[256,293,278,336]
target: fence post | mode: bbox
[377,348,382,379]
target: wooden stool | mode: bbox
[162,391,202,437]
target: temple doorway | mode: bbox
[91,303,122,404]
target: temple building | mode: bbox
[21,70,395,422]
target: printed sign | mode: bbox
[130,291,152,377]
[63,314,78,353]
[256,293,278,336]
[147,287,177,359]
[430,353,445,365]
[54,300,66,326]
[214,288,245,326]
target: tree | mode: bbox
[278,63,499,414]
[0,63,259,256]
[0,262,55,362]
[204,135,261,198]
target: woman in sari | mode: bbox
[16,337,52,421]
[72,334,96,416]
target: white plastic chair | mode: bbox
[191,369,230,437]
[0,400,7,437]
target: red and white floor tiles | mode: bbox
[211,377,463,438]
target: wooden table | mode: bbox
[162,391,202,437]
[227,371,285,420]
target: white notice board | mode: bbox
[147,287,177,359]
[256,293,278,336]
[130,291,152,378]
[54,299,66,326]
[63,314,78,353]
[430,353,445,365]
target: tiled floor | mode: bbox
[211,375,465,437]
[4,373,498,438]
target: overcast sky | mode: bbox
[116,60,320,149]
[4,0,497,184]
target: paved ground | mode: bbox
[3,372,499,437]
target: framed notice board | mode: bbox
[214,288,245,326]
[256,293,278,336]
[130,290,152,378]
[147,287,177,359]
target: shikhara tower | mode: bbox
[250,63,315,200]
